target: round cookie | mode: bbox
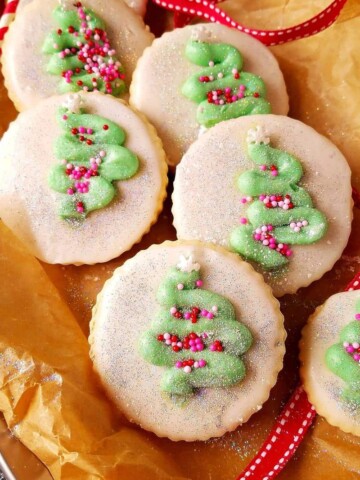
[2,0,154,111]
[89,240,286,441]
[0,92,167,265]
[130,23,289,167]
[300,290,360,436]
[172,115,352,297]
[17,0,148,18]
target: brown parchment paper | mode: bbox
[1,1,360,479]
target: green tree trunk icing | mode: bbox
[48,95,138,220]
[326,299,360,404]
[42,3,125,96]
[139,256,253,401]
[181,39,271,128]
[230,127,327,269]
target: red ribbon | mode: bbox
[153,0,347,46]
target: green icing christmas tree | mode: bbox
[139,255,253,400]
[230,126,328,269]
[181,28,271,128]
[326,299,360,405]
[42,2,125,96]
[48,94,138,219]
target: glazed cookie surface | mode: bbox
[0,92,167,264]
[2,0,153,111]
[172,114,352,297]
[300,290,360,436]
[130,23,288,167]
[17,0,148,18]
[89,240,286,441]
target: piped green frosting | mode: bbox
[230,133,328,269]
[181,40,271,128]
[42,3,125,96]
[139,258,253,401]
[48,101,138,219]
[326,299,360,405]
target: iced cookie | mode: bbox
[89,240,286,441]
[0,92,167,264]
[17,0,148,18]
[2,0,153,111]
[130,23,288,167]
[300,290,360,436]
[172,115,352,297]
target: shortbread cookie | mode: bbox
[0,92,167,264]
[89,240,286,441]
[300,291,360,436]
[172,115,352,297]
[17,0,148,18]
[2,0,153,111]
[130,23,288,167]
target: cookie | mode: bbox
[89,240,286,441]
[172,115,352,297]
[2,0,153,111]
[0,92,167,264]
[130,23,288,167]
[17,0,148,18]
[300,291,360,436]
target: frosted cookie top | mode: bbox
[300,291,360,436]
[2,0,154,111]
[89,240,286,441]
[17,0,148,17]
[130,23,289,167]
[172,115,352,296]
[0,92,167,264]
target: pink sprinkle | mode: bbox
[196,280,203,288]
[271,170,278,176]
[210,345,216,352]
[170,307,177,315]
[240,217,248,224]
[177,283,184,290]
[99,151,106,158]
[237,93,244,99]
[347,346,355,353]
[62,115,68,120]
[259,194,266,201]
[355,314,360,320]
[199,359,206,368]
[239,84,246,91]
[78,127,86,134]
[184,312,191,320]
[260,165,267,171]
[207,312,214,319]
[267,225,274,231]
[67,188,74,195]
[241,197,248,204]
[175,361,182,369]
[254,234,261,241]
[201,309,208,317]
[87,128,93,134]
[191,346,197,352]
[196,344,204,351]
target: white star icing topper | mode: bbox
[190,25,212,42]
[177,255,201,273]
[246,126,270,145]
[62,94,85,114]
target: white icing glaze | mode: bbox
[17,0,148,16]
[89,241,286,440]
[130,23,289,167]
[2,0,153,111]
[301,291,360,436]
[172,114,353,297]
[0,92,167,264]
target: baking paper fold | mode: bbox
[0,222,187,480]
[1,0,360,478]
